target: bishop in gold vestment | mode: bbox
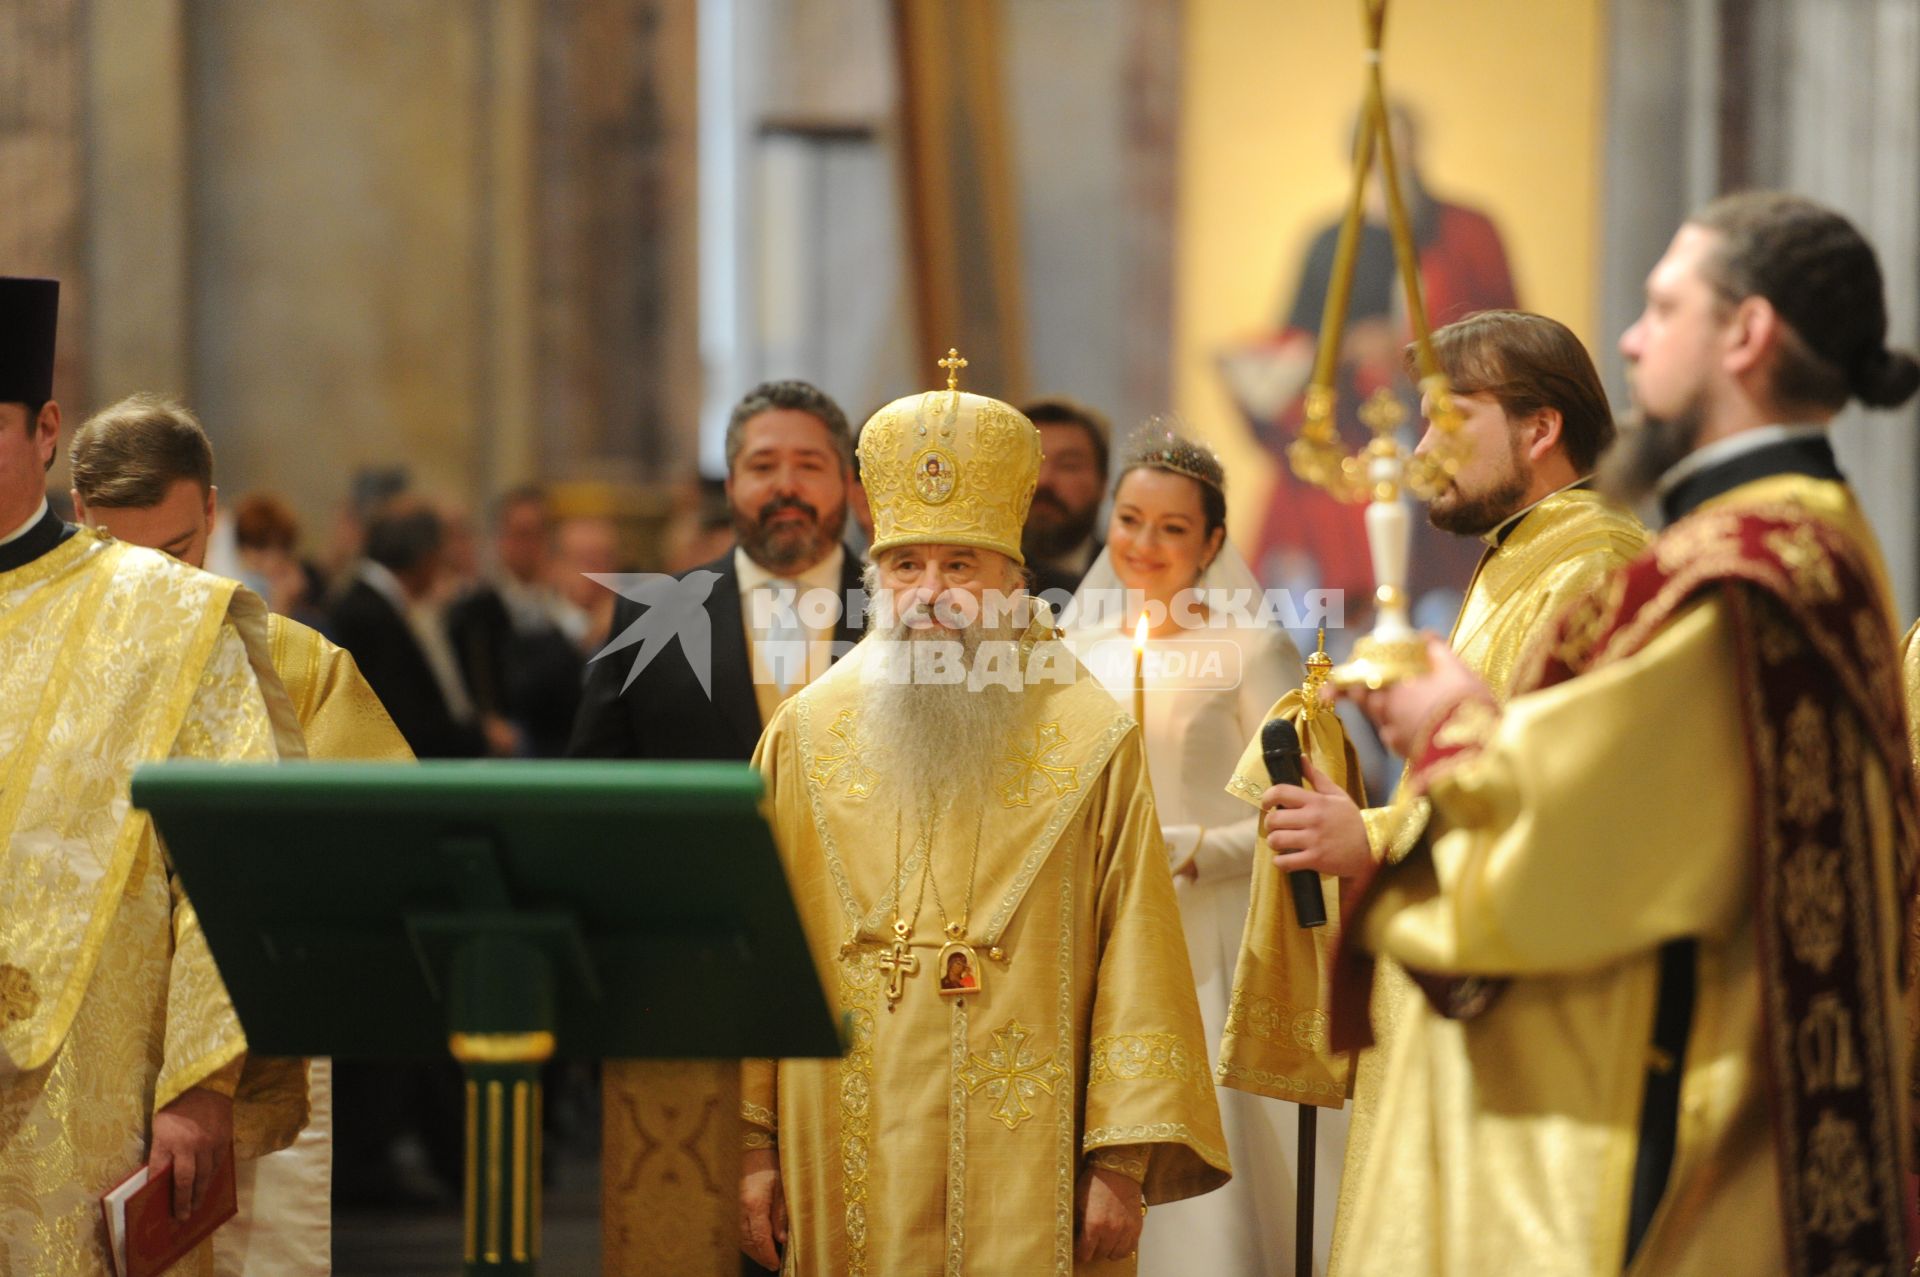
[0,523,307,1277]
[742,374,1227,1275]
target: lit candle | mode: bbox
[1132,614,1150,726]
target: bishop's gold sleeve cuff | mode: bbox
[1083,732,1233,1205]
[742,1059,777,1150]
[1086,1143,1150,1183]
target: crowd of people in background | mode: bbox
[14,184,1920,1277]
[139,389,1120,781]
[62,470,628,764]
[54,383,1124,1217]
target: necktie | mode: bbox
[766,578,805,693]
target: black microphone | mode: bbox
[1262,718,1328,928]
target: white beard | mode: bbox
[860,609,1027,812]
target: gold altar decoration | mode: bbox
[1286,0,1470,689]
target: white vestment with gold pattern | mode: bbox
[0,531,306,1277]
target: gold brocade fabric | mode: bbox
[265,613,411,765]
[1344,474,1904,1276]
[1901,620,1920,1193]
[1344,488,1647,1270]
[1218,488,1645,1273]
[857,389,1042,563]
[0,532,306,1277]
[602,1060,741,1277]
[740,622,1229,1276]
[1218,691,1363,1109]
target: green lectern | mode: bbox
[130,760,841,1276]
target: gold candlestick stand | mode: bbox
[1284,0,1474,689]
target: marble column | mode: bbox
[0,0,87,418]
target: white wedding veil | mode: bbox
[1059,538,1268,636]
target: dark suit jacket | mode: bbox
[566,546,866,763]
[448,585,585,758]
[331,578,488,759]
[1028,535,1103,607]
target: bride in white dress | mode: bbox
[1064,430,1348,1276]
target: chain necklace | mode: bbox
[877,806,987,1009]
[926,806,984,944]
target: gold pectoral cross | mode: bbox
[878,936,919,1010]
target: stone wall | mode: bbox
[11,0,700,541]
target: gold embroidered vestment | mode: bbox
[1220,487,1645,1272]
[742,623,1229,1275]
[1338,473,1910,1275]
[0,533,306,1277]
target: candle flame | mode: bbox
[1133,614,1150,653]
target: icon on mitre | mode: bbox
[913,449,959,504]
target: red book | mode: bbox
[100,1147,238,1277]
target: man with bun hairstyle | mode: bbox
[1338,192,1920,1274]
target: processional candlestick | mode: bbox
[1285,0,1472,689]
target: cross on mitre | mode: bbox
[939,348,968,392]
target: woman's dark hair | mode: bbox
[1115,430,1227,537]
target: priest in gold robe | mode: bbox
[0,278,308,1277]
[67,392,414,1277]
[739,365,1229,1274]
[1238,310,1646,1268]
[1338,194,1920,1275]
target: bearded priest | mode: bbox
[1340,194,1920,1275]
[738,362,1229,1274]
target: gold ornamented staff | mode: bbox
[1302,626,1334,705]
[1286,0,1471,689]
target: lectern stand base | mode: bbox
[455,1043,548,1274]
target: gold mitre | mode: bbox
[857,349,1042,563]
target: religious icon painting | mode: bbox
[937,941,982,997]
[912,448,958,504]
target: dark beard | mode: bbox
[1595,397,1707,509]
[734,494,847,572]
[1426,443,1531,537]
[1020,490,1099,562]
